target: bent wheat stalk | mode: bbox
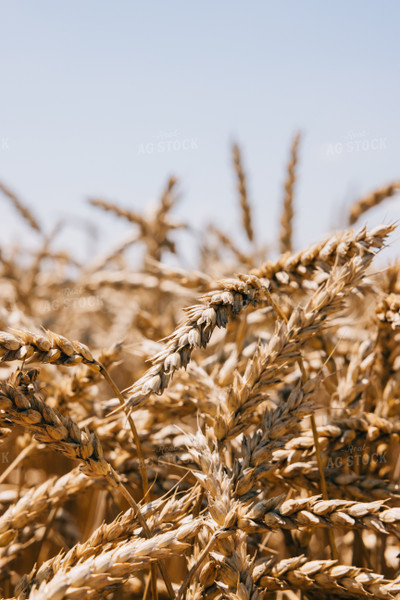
[349,181,400,225]
[0,181,41,233]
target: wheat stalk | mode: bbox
[349,181,400,224]
[253,224,393,289]
[254,554,400,599]
[0,468,93,547]
[124,274,269,411]
[280,132,301,253]
[0,370,111,478]
[0,329,99,369]
[26,519,203,599]
[0,182,41,233]
[233,143,254,242]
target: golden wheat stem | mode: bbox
[279,132,301,253]
[349,182,400,225]
[176,529,224,600]
[106,471,173,599]
[267,266,338,561]
[0,181,41,233]
[98,363,149,497]
[0,441,36,485]
[233,143,254,242]
[99,365,162,600]
[310,413,338,560]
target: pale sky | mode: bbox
[1,1,400,265]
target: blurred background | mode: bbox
[1,0,400,265]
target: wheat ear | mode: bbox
[280,132,301,253]
[233,143,254,242]
[0,182,41,233]
[349,181,400,224]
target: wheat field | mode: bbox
[0,136,400,599]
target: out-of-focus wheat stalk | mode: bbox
[349,181,400,224]
[0,182,41,233]
[233,143,254,242]
[279,132,301,253]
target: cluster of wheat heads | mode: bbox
[0,138,400,600]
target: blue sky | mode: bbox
[1,1,400,264]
